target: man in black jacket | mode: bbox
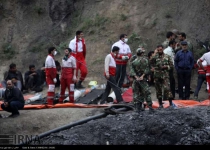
[1,63,24,91]
[1,80,25,118]
[24,64,42,93]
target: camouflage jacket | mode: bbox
[150,53,173,78]
[130,56,150,78]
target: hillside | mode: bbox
[0,0,210,85]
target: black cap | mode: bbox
[181,41,188,45]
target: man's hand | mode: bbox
[4,102,8,107]
[122,56,129,60]
[105,75,110,80]
[53,78,57,84]
[30,73,37,76]
[151,67,155,72]
[148,76,151,82]
[11,78,17,83]
[73,75,77,82]
[161,65,168,70]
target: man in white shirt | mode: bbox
[111,34,132,89]
[198,49,210,100]
[69,31,87,89]
[99,46,125,104]
[164,40,176,98]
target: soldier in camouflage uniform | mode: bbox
[150,45,175,109]
[130,48,154,113]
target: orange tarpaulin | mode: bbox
[0,88,210,111]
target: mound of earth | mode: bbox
[31,106,210,145]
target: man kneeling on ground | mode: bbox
[24,64,42,93]
[1,80,25,118]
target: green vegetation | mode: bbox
[120,14,127,21]
[91,58,104,65]
[2,43,16,59]
[81,14,109,31]
[34,6,45,15]
[127,33,147,52]
[194,47,207,60]
[57,42,68,54]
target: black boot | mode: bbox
[148,104,155,113]
[77,80,85,89]
[158,98,163,109]
[168,98,176,109]
[135,102,143,113]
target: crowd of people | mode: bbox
[1,29,210,117]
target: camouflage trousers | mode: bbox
[132,79,152,106]
[154,77,173,100]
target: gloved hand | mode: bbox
[122,56,129,60]
[53,78,57,84]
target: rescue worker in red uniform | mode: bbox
[45,47,57,105]
[198,49,210,100]
[59,48,77,103]
[69,30,87,89]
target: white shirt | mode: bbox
[164,46,175,65]
[111,40,131,55]
[45,55,56,69]
[61,56,76,68]
[200,52,210,65]
[69,36,83,53]
[105,54,116,76]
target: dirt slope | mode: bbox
[0,0,210,85]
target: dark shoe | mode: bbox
[134,102,144,113]
[77,81,85,89]
[9,113,20,118]
[148,105,155,113]
[158,98,163,109]
[167,103,177,110]
[99,100,106,104]
[158,105,164,110]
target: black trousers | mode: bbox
[115,64,127,88]
[101,76,123,103]
[169,69,175,98]
[1,101,24,115]
[177,69,191,99]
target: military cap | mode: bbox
[136,47,145,53]
[181,41,188,45]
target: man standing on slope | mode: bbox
[69,31,87,89]
[45,47,58,105]
[111,34,132,89]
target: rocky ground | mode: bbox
[31,106,210,145]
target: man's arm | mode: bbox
[7,88,20,103]
[104,55,111,78]
[72,56,77,82]
[198,54,205,71]
[24,71,30,82]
